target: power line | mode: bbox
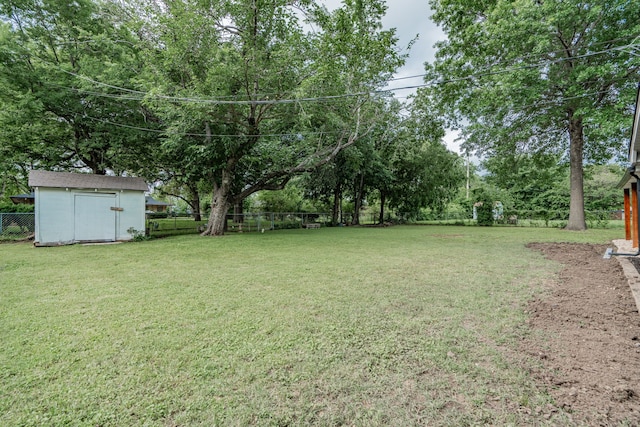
[71,89,612,136]
[81,113,345,138]
[428,42,640,87]
[45,40,639,107]
[53,64,373,104]
[386,34,640,84]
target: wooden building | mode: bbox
[618,85,640,248]
[145,196,171,213]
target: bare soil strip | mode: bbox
[524,243,640,425]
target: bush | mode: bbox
[473,189,494,226]
[586,211,610,229]
[0,202,34,213]
[146,211,168,219]
[476,202,494,226]
[127,227,151,242]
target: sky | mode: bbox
[321,0,463,153]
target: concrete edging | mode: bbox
[612,239,640,314]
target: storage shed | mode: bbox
[28,170,147,246]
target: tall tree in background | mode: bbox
[384,98,464,217]
[424,0,640,230]
[301,96,462,225]
[303,145,364,226]
[128,0,404,235]
[482,153,566,211]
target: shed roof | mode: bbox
[29,170,147,191]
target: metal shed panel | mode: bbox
[35,187,75,245]
[74,193,117,242]
[116,190,146,239]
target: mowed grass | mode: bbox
[0,226,621,426]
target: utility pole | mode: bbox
[466,152,470,200]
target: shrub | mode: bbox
[127,227,150,242]
[476,202,494,226]
[473,189,494,226]
[0,202,34,213]
[146,212,168,219]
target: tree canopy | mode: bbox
[116,0,408,235]
[423,0,640,230]
[0,0,158,177]
[0,0,469,232]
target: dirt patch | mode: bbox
[524,242,640,425]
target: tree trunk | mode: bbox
[202,171,232,236]
[332,183,341,226]
[187,185,201,221]
[378,191,386,224]
[191,199,202,222]
[233,202,244,223]
[352,173,365,225]
[566,115,587,231]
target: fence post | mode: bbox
[0,213,2,233]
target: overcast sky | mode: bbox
[379,1,444,91]
[321,0,463,153]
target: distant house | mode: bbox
[28,170,147,246]
[618,84,640,248]
[9,192,34,205]
[145,196,171,213]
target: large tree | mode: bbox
[383,99,464,218]
[303,96,464,224]
[482,153,567,211]
[424,0,640,230]
[127,0,404,235]
[0,0,157,176]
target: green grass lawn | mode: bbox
[0,226,622,426]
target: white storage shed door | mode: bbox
[74,193,116,242]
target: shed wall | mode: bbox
[34,187,144,245]
[117,191,146,239]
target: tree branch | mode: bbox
[233,100,371,201]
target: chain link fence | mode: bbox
[0,208,623,242]
[223,212,333,232]
[146,212,334,236]
[146,209,625,236]
[0,213,35,241]
[393,209,623,228]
